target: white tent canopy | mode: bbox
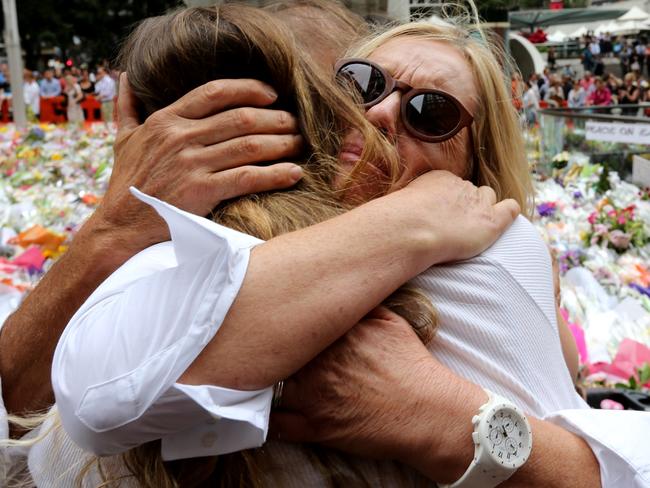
[595,21,620,34]
[570,26,589,38]
[611,19,650,34]
[618,6,650,21]
[547,31,568,42]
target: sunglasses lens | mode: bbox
[337,63,386,105]
[406,93,460,138]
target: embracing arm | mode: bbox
[0,75,303,417]
[180,175,520,390]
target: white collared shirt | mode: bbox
[51,188,272,461]
[94,75,116,102]
[2,190,647,487]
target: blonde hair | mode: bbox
[350,19,534,216]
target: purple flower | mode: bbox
[537,202,557,217]
[573,191,583,199]
[631,283,650,298]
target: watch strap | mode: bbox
[444,456,513,488]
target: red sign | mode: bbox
[550,0,564,10]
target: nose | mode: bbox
[364,91,401,138]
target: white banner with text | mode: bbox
[585,121,650,145]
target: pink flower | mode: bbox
[618,215,627,225]
[594,224,609,235]
[609,230,632,250]
[588,212,597,224]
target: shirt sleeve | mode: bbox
[52,188,273,461]
[544,409,650,487]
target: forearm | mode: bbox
[0,213,139,415]
[179,193,438,390]
[404,365,601,487]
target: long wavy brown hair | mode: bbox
[83,4,436,487]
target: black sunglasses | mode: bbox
[335,58,473,143]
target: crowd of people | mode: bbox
[580,34,650,78]
[514,38,650,125]
[16,64,117,123]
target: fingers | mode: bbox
[207,163,303,201]
[492,198,521,229]
[477,185,497,205]
[168,79,279,119]
[189,134,304,171]
[117,72,140,132]
[190,108,299,146]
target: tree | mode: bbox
[5,0,180,70]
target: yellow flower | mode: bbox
[51,153,63,161]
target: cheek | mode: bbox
[398,137,470,178]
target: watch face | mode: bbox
[485,407,531,469]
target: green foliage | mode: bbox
[7,0,182,69]
[614,363,650,391]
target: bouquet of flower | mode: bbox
[584,200,649,252]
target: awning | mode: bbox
[509,8,628,31]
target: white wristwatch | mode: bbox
[439,389,533,488]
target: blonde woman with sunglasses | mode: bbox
[7,3,648,488]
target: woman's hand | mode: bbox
[87,74,305,262]
[392,171,521,265]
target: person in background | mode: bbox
[602,32,612,56]
[587,76,612,106]
[545,74,565,108]
[618,72,641,115]
[64,74,84,123]
[589,36,601,57]
[39,69,61,98]
[78,69,94,95]
[547,46,556,70]
[561,73,573,99]
[604,72,621,98]
[538,66,550,100]
[523,79,540,126]
[635,39,646,74]
[567,80,587,108]
[23,69,40,122]
[582,40,594,73]
[579,70,595,94]
[94,66,116,123]
[593,54,605,77]
[613,36,623,58]
[511,72,523,114]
